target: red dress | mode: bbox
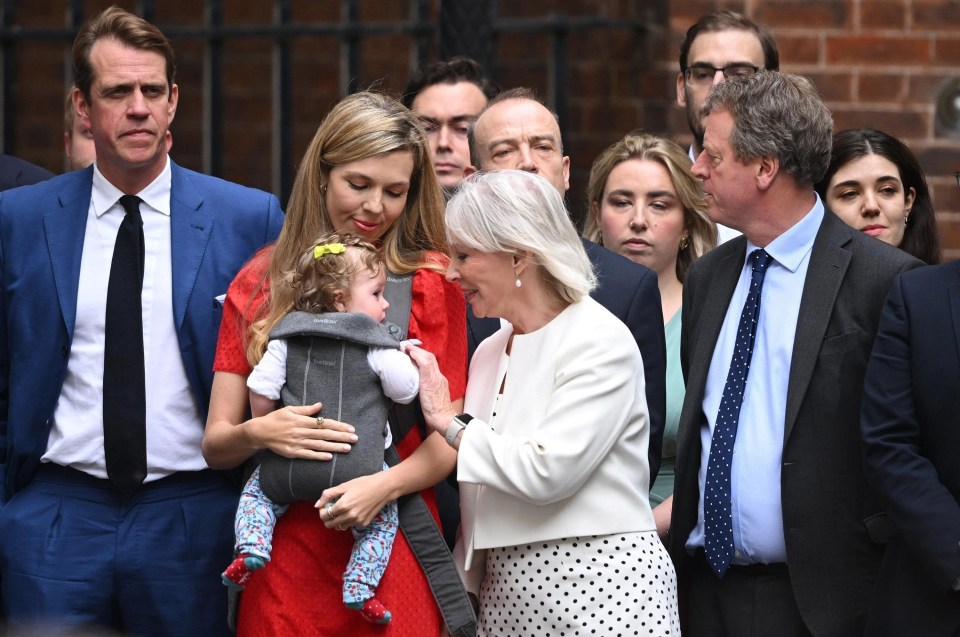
[214,249,467,636]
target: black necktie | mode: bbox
[103,194,147,495]
[703,248,773,577]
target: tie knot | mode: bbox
[750,248,772,274]
[118,195,142,219]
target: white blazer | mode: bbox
[453,296,655,594]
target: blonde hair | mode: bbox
[246,91,447,363]
[584,133,716,283]
[247,232,383,366]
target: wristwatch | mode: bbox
[445,413,473,447]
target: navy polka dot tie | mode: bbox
[703,248,772,577]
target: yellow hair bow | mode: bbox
[314,243,346,258]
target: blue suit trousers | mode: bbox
[0,464,235,637]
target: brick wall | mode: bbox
[6,0,960,258]
[662,0,960,260]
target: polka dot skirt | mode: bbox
[477,531,680,636]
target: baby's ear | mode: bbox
[333,290,347,312]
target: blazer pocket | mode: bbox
[819,328,860,357]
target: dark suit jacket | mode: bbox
[668,211,921,637]
[467,237,667,483]
[0,154,54,191]
[0,163,284,502]
[861,262,960,636]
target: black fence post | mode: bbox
[203,0,223,178]
[273,0,292,203]
[438,0,494,71]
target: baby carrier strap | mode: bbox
[384,270,477,637]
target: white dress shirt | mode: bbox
[43,158,209,479]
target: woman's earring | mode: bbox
[515,272,522,288]
[904,213,909,226]
[320,183,327,195]
[679,235,690,251]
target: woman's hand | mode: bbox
[248,403,358,460]
[653,495,673,544]
[402,344,457,435]
[203,371,358,469]
[315,472,396,530]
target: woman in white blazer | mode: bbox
[404,170,679,636]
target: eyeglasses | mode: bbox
[683,64,761,87]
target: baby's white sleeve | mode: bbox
[246,339,288,400]
[367,347,420,404]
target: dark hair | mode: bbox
[467,87,561,169]
[815,129,941,264]
[679,10,779,72]
[402,56,500,108]
[73,6,176,102]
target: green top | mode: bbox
[650,307,682,505]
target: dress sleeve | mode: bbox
[408,257,467,402]
[213,249,271,375]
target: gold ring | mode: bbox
[338,524,346,531]
[316,416,325,429]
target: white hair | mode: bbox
[445,170,596,304]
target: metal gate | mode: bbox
[0,1,645,205]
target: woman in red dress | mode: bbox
[201,91,467,636]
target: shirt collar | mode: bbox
[745,193,824,274]
[91,155,172,218]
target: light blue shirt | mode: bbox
[686,197,824,564]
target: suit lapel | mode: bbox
[169,163,213,331]
[44,173,93,339]
[949,268,960,371]
[784,214,851,442]
[686,245,744,400]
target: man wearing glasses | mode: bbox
[676,11,780,243]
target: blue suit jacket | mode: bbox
[0,162,284,502]
[467,237,667,483]
[861,261,960,636]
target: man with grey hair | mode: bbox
[467,87,668,487]
[668,71,921,635]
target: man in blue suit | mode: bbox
[466,87,667,483]
[0,8,283,636]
